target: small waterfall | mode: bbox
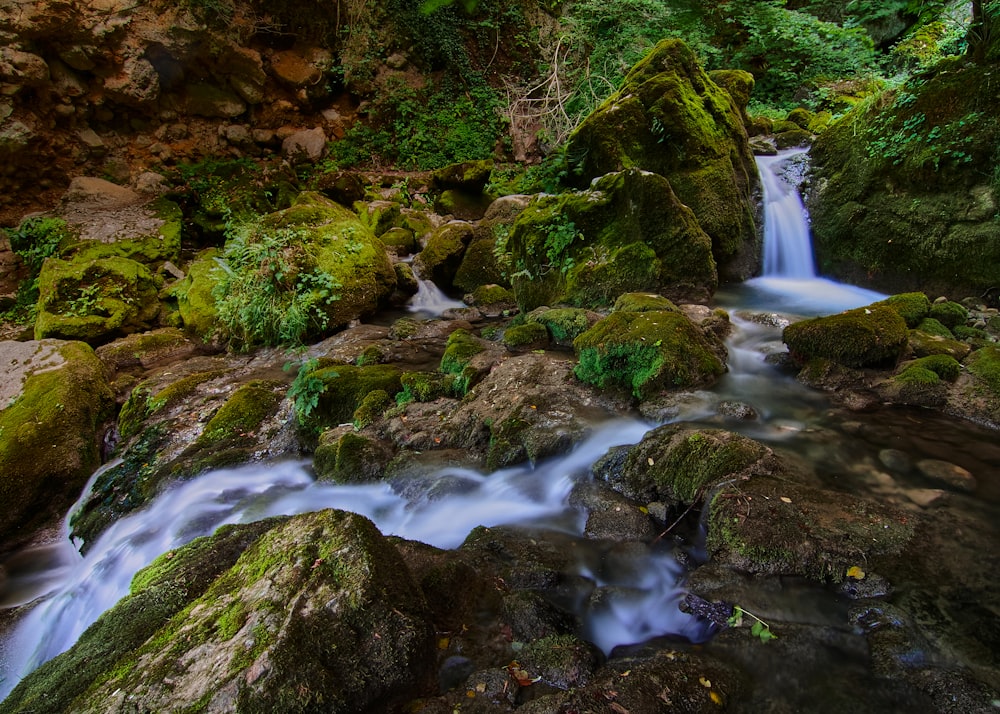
[408,278,466,315]
[715,151,884,315]
[758,152,816,278]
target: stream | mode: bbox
[1,152,999,706]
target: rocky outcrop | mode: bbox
[563,39,760,281]
[807,55,1000,298]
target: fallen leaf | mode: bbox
[699,676,712,688]
[647,457,655,466]
[846,565,866,580]
[610,704,630,714]
[780,496,792,504]
[710,690,723,705]
[437,636,450,650]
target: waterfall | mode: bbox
[408,278,466,315]
[714,151,884,315]
[758,152,816,278]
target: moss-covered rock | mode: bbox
[961,345,1000,423]
[413,221,474,289]
[439,328,493,395]
[708,477,914,582]
[0,518,285,714]
[596,424,773,506]
[61,197,183,267]
[398,371,455,403]
[525,307,601,347]
[51,510,436,713]
[808,58,1000,297]
[94,327,197,375]
[431,159,494,192]
[612,292,680,313]
[502,322,549,351]
[782,304,908,368]
[0,340,114,544]
[34,255,161,343]
[171,248,220,341]
[573,310,727,398]
[352,388,393,429]
[774,128,813,149]
[453,238,507,293]
[928,300,969,329]
[563,39,759,281]
[875,292,931,328]
[708,68,755,118]
[907,328,971,360]
[303,363,403,432]
[508,169,717,311]
[914,317,953,338]
[314,429,394,483]
[193,381,285,451]
[379,226,418,255]
[434,189,494,221]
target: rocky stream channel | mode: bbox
[0,150,998,713]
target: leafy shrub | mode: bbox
[9,216,71,275]
[211,219,341,349]
[287,358,330,426]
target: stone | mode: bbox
[103,56,159,106]
[269,46,331,88]
[915,459,976,492]
[185,83,246,118]
[281,127,326,163]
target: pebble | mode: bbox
[915,459,976,492]
[878,448,912,474]
[905,488,948,508]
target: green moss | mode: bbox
[67,199,183,266]
[873,293,931,328]
[573,310,725,398]
[398,372,453,404]
[454,238,507,293]
[526,307,594,346]
[915,317,953,338]
[379,227,417,254]
[171,249,221,341]
[355,344,388,366]
[0,341,114,542]
[967,345,1000,394]
[623,426,768,505]
[612,292,680,313]
[34,255,161,343]
[782,304,908,368]
[470,284,515,305]
[907,328,971,360]
[928,300,969,329]
[352,389,392,429]
[954,325,990,343]
[118,371,223,441]
[440,328,486,395]
[910,354,961,381]
[195,381,283,449]
[303,364,403,432]
[502,322,549,350]
[314,432,390,483]
[415,222,474,289]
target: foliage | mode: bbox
[3,216,73,325]
[211,219,341,349]
[329,80,503,170]
[727,605,777,643]
[286,358,329,426]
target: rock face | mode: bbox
[563,39,760,281]
[508,169,718,310]
[807,55,1000,298]
[0,339,114,544]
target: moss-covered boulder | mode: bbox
[171,248,221,341]
[873,292,931,328]
[0,340,114,544]
[59,197,184,267]
[808,57,1000,297]
[34,255,161,343]
[958,345,1000,425]
[19,510,436,713]
[782,304,908,368]
[525,307,601,347]
[502,321,549,351]
[439,328,495,395]
[453,237,507,293]
[298,363,403,434]
[908,328,971,360]
[314,428,394,483]
[413,221,474,289]
[508,169,717,311]
[595,425,774,506]
[431,159,494,193]
[262,192,397,332]
[573,309,727,398]
[564,39,759,281]
[708,477,914,582]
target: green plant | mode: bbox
[9,216,71,275]
[211,219,342,349]
[541,215,582,273]
[65,284,103,317]
[285,358,329,426]
[727,605,776,643]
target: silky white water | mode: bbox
[409,278,466,315]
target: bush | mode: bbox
[212,219,341,349]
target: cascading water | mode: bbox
[407,278,466,315]
[716,149,885,314]
[0,420,712,698]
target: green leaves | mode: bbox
[727,605,776,644]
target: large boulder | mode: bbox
[563,39,760,281]
[782,303,908,369]
[0,339,114,545]
[807,57,1000,298]
[7,510,436,713]
[507,169,717,311]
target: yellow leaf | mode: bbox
[699,676,711,688]
[437,637,450,650]
[847,565,866,580]
[780,496,792,504]
[647,457,655,466]
[710,690,723,705]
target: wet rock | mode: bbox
[0,340,114,546]
[904,487,949,509]
[915,459,976,493]
[517,634,602,690]
[717,400,758,420]
[836,571,893,599]
[414,221,474,290]
[783,303,908,368]
[50,510,436,713]
[95,327,200,377]
[878,448,912,473]
[708,476,915,581]
[570,481,658,542]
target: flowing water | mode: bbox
[2,153,999,704]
